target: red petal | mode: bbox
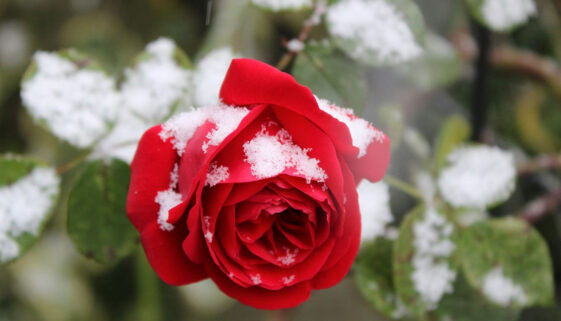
[347,131,391,182]
[127,125,179,232]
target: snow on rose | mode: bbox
[126,59,390,309]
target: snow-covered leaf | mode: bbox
[250,0,312,11]
[326,0,425,66]
[357,180,393,243]
[461,218,554,307]
[293,43,367,112]
[355,238,412,320]
[193,47,237,107]
[21,49,119,148]
[393,206,459,315]
[434,115,471,171]
[465,0,537,32]
[437,145,516,209]
[399,32,463,89]
[67,159,138,264]
[0,155,60,264]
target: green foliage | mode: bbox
[434,115,471,171]
[461,217,554,307]
[292,43,367,112]
[67,159,138,265]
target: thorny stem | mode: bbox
[469,21,491,142]
[517,154,561,175]
[517,187,561,224]
[384,174,424,201]
[136,249,162,321]
[275,0,327,70]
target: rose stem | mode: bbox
[383,174,424,201]
[265,309,292,321]
[136,249,163,321]
[517,187,561,224]
[56,150,91,175]
[276,0,327,71]
[517,154,561,175]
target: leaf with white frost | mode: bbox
[461,217,553,307]
[465,0,537,32]
[326,0,425,66]
[21,50,119,148]
[438,145,516,209]
[250,0,312,11]
[0,155,60,264]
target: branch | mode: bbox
[517,154,561,175]
[469,21,491,142]
[517,187,561,224]
[276,0,327,70]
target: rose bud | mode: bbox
[127,59,390,309]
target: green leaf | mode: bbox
[461,217,554,308]
[434,115,471,171]
[399,33,463,90]
[292,43,367,112]
[393,206,459,316]
[326,0,426,66]
[465,0,537,32]
[67,159,138,265]
[355,238,412,319]
[0,155,60,264]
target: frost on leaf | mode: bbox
[21,51,119,148]
[193,47,237,107]
[159,104,250,156]
[357,180,393,243]
[482,266,528,306]
[438,145,516,209]
[411,208,456,310]
[0,166,60,263]
[326,0,423,66]
[473,0,536,32]
[243,126,328,183]
[316,97,384,158]
[251,0,312,11]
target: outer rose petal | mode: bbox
[141,221,206,285]
[127,125,178,231]
[348,132,391,183]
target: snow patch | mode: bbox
[0,167,59,262]
[202,106,250,153]
[482,266,527,306]
[282,274,296,285]
[357,180,393,243]
[316,97,384,158]
[155,164,181,231]
[205,162,230,187]
[482,0,536,31]
[250,273,262,285]
[277,248,299,266]
[326,0,422,64]
[438,146,516,209]
[243,126,327,183]
[287,39,305,52]
[21,51,119,148]
[411,208,456,309]
[193,48,237,107]
[251,0,312,11]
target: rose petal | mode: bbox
[347,131,391,182]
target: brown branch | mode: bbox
[517,187,561,224]
[517,154,561,175]
[452,31,561,96]
[276,0,327,70]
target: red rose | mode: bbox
[126,59,390,309]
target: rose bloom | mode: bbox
[127,59,390,309]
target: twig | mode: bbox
[469,21,491,142]
[384,175,424,201]
[517,154,561,175]
[276,0,327,70]
[517,187,561,224]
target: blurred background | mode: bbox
[1,0,561,320]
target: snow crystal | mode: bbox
[160,104,249,156]
[326,0,422,64]
[482,0,536,31]
[154,164,181,231]
[193,48,236,107]
[0,167,59,262]
[282,274,296,285]
[482,267,527,306]
[411,208,456,309]
[250,273,262,285]
[277,248,299,266]
[203,216,213,243]
[316,97,383,158]
[120,38,191,123]
[205,162,229,187]
[251,0,312,11]
[21,51,119,148]
[438,146,516,209]
[243,127,327,183]
[287,39,305,52]
[357,180,393,243]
